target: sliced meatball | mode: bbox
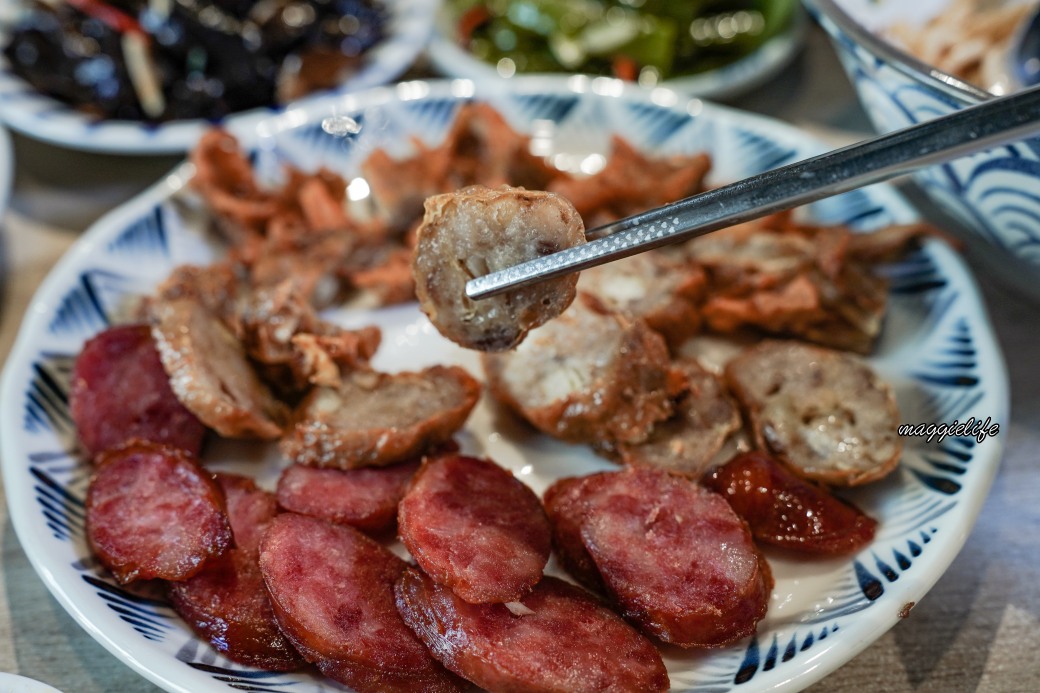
[281,366,480,469]
[258,513,464,693]
[398,455,551,604]
[483,295,677,444]
[597,359,743,478]
[578,468,772,648]
[725,340,903,486]
[704,451,878,555]
[168,474,302,670]
[70,324,206,458]
[577,251,705,348]
[396,568,669,693]
[86,442,231,584]
[150,294,287,440]
[413,184,586,351]
[276,459,421,534]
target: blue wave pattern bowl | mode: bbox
[804,0,1040,297]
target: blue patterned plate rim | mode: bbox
[0,0,439,154]
[0,76,1010,692]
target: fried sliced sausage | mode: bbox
[704,451,878,555]
[395,568,669,693]
[724,340,902,486]
[258,513,463,693]
[578,468,772,648]
[86,442,231,584]
[577,251,706,348]
[276,459,421,534]
[169,474,302,670]
[150,294,287,440]
[483,295,677,445]
[597,359,743,478]
[70,324,206,458]
[398,455,551,603]
[413,184,586,351]
[281,366,480,469]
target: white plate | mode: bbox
[0,0,438,154]
[0,673,65,693]
[0,77,1009,692]
[426,6,807,100]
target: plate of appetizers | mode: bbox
[0,76,1008,692]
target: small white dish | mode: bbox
[0,77,1009,692]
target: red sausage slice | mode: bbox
[275,460,420,535]
[86,442,231,584]
[580,468,772,648]
[258,513,463,693]
[703,450,878,555]
[169,474,302,671]
[398,455,551,603]
[70,324,206,458]
[542,475,608,593]
[395,568,670,693]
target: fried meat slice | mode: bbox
[577,251,705,348]
[483,295,677,445]
[413,184,586,351]
[595,359,743,478]
[150,292,287,440]
[725,340,902,487]
[281,366,481,469]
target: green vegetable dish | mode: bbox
[450,0,799,82]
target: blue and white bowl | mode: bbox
[804,0,1040,299]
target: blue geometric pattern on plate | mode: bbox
[0,79,1008,693]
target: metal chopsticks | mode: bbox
[465,84,1040,301]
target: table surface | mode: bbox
[2,25,1039,693]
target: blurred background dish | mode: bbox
[0,0,438,153]
[427,0,807,100]
[805,0,1040,300]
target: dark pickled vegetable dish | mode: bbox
[450,0,797,82]
[3,0,387,122]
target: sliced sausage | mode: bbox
[70,324,206,458]
[413,184,586,351]
[150,294,287,440]
[542,475,607,593]
[258,513,463,693]
[483,295,677,445]
[281,366,480,469]
[398,455,551,604]
[597,359,743,478]
[86,442,231,584]
[579,468,772,648]
[169,474,302,670]
[577,251,705,348]
[724,340,902,486]
[276,459,421,534]
[396,568,669,693]
[704,451,878,555]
